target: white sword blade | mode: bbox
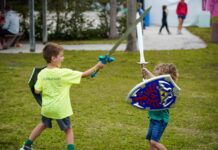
[136,13,147,64]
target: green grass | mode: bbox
[0,27,218,150]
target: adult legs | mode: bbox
[159,21,170,34]
[0,28,14,49]
[159,24,165,34]
[165,23,171,34]
[177,18,184,34]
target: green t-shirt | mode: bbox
[148,110,169,123]
[34,68,83,119]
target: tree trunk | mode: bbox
[109,0,118,39]
[54,0,62,36]
[55,11,60,35]
[125,0,137,52]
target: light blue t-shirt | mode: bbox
[2,10,19,34]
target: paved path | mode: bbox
[0,26,206,54]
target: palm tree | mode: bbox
[109,0,118,39]
[125,0,137,52]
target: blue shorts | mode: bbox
[146,119,168,142]
[41,116,71,131]
[178,15,186,20]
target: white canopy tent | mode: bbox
[145,0,209,27]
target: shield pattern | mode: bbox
[126,75,181,111]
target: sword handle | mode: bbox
[91,68,100,78]
[138,62,149,80]
[91,55,115,78]
[140,64,147,80]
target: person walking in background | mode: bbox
[159,5,171,35]
[137,2,145,30]
[176,0,188,34]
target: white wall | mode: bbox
[145,0,202,26]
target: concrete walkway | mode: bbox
[0,26,206,54]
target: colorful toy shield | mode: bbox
[126,75,181,111]
[28,66,46,106]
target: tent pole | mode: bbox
[3,0,6,7]
[29,0,35,52]
[42,0,48,44]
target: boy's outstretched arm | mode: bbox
[82,62,104,78]
[141,67,155,79]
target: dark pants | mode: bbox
[0,28,14,37]
[159,21,170,34]
[0,28,15,49]
[41,115,71,131]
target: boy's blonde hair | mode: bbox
[43,42,64,63]
[154,63,178,81]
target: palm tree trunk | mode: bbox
[125,0,137,52]
[109,0,118,39]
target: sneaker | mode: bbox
[19,145,34,150]
[177,31,182,35]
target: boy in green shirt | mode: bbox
[20,43,104,150]
[142,63,178,150]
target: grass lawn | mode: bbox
[0,27,217,150]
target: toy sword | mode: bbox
[126,13,181,110]
[29,7,152,105]
[136,12,148,80]
[91,6,152,77]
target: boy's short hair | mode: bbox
[154,63,178,81]
[43,42,64,63]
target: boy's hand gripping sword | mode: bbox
[126,12,181,110]
[91,6,152,78]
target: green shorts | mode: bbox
[41,115,71,131]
